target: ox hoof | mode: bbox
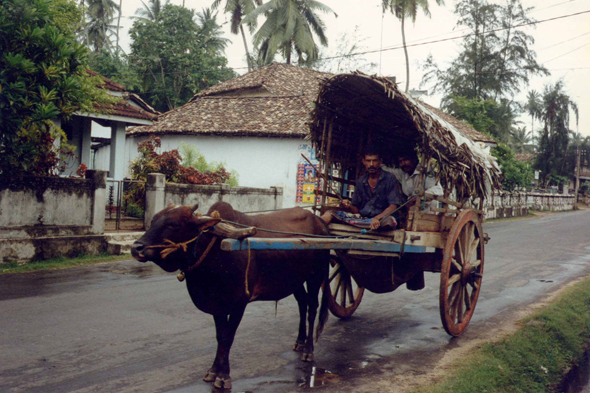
[214,375,232,390]
[300,352,314,362]
[203,369,217,382]
[292,342,306,352]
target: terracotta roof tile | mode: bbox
[128,96,310,137]
[195,62,331,99]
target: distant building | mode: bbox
[62,71,158,180]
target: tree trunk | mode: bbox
[240,24,252,72]
[401,15,409,92]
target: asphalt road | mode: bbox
[1,210,590,393]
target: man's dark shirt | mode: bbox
[351,170,401,218]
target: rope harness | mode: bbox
[145,230,217,282]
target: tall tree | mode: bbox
[243,0,336,66]
[197,8,231,53]
[510,126,532,153]
[83,0,120,52]
[211,0,262,72]
[382,0,444,92]
[134,0,168,22]
[524,89,541,146]
[422,0,547,107]
[534,81,579,186]
[128,4,236,111]
[116,0,122,52]
[0,0,115,179]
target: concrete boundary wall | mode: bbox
[484,191,575,220]
[0,171,108,263]
[145,173,284,229]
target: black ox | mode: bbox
[131,202,330,389]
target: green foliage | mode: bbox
[82,0,120,53]
[128,4,236,112]
[445,95,519,143]
[421,0,548,104]
[88,50,142,92]
[242,0,336,65]
[179,143,239,186]
[129,136,235,186]
[534,81,579,187]
[0,0,115,179]
[491,143,533,191]
[422,276,590,393]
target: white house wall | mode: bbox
[111,134,315,208]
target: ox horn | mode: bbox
[190,204,199,215]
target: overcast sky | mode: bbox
[115,0,590,138]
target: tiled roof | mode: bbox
[515,153,536,163]
[195,62,331,99]
[88,70,126,92]
[87,70,159,121]
[97,100,159,121]
[129,63,332,137]
[128,96,310,137]
[420,101,497,144]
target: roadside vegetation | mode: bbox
[418,276,590,393]
[0,253,130,274]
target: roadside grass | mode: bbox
[418,276,590,393]
[0,253,131,274]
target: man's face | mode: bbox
[398,155,417,175]
[363,154,382,174]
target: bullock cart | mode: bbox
[222,73,502,336]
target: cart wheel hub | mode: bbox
[461,262,473,284]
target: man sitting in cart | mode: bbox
[386,149,443,209]
[320,145,401,230]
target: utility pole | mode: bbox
[574,149,580,210]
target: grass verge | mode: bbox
[0,253,131,274]
[418,276,590,393]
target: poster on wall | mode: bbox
[296,144,322,205]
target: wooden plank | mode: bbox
[219,238,431,254]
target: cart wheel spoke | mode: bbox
[333,274,342,299]
[464,286,472,311]
[327,256,364,319]
[440,210,484,337]
[448,273,461,286]
[328,266,343,283]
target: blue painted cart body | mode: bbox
[220,237,432,254]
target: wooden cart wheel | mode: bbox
[326,255,364,319]
[439,209,484,336]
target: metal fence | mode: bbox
[105,179,145,232]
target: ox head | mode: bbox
[131,204,220,272]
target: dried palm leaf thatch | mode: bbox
[309,72,502,201]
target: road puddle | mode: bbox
[302,367,340,388]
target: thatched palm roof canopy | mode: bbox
[310,72,502,200]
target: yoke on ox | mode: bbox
[131,202,330,389]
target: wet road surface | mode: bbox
[1,210,590,392]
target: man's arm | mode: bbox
[370,204,397,230]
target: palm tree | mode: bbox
[134,0,169,22]
[510,126,532,153]
[382,0,444,92]
[84,0,120,52]
[197,8,231,54]
[243,0,336,66]
[116,0,123,53]
[524,89,541,144]
[212,0,262,72]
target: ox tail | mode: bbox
[315,267,330,342]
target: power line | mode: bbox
[311,9,590,63]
